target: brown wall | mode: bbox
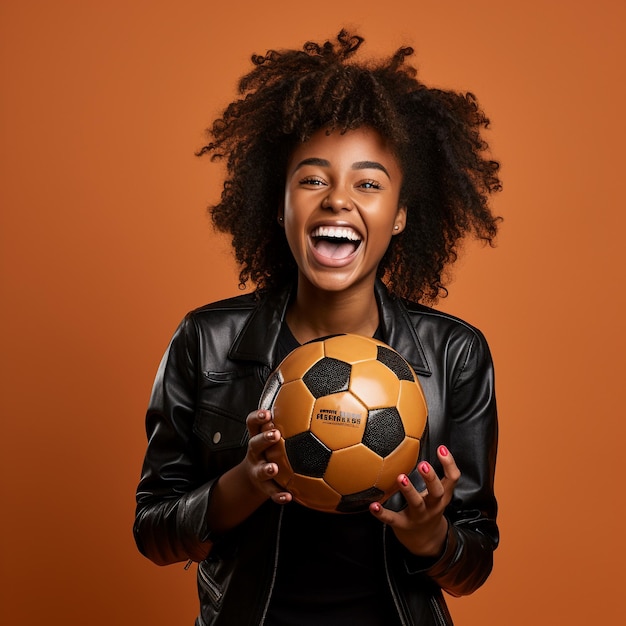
[1,1,624,624]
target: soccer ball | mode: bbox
[259,333,428,513]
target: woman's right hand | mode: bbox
[244,409,293,505]
[206,409,293,533]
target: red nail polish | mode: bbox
[439,445,449,457]
[371,502,381,512]
[419,462,430,474]
[401,475,409,486]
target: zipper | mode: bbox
[259,506,284,625]
[382,526,409,626]
[197,561,224,609]
[429,594,450,626]
[383,525,452,626]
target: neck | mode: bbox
[286,279,379,344]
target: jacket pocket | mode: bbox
[197,560,224,611]
[194,367,265,451]
[193,407,248,451]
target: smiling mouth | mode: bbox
[310,226,362,260]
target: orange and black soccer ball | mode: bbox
[259,334,428,513]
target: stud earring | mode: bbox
[393,224,400,231]
[278,216,284,223]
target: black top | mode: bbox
[264,324,400,626]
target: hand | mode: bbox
[207,409,292,533]
[369,445,460,557]
[244,409,293,505]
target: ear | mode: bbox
[393,206,407,235]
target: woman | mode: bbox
[134,30,501,626]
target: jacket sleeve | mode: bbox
[402,325,499,596]
[133,314,214,566]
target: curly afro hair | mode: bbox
[197,30,502,303]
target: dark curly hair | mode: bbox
[197,30,502,303]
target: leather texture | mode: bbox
[134,281,499,626]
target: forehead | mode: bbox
[287,126,401,174]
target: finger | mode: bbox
[248,427,281,457]
[246,409,273,436]
[255,461,292,504]
[369,475,426,527]
[270,491,293,505]
[437,445,461,487]
[369,500,404,526]
[393,472,428,511]
[260,419,276,433]
[417,461,445,501]
[246,410,276,441]
[260,461,279,481]
[262,462,292,505]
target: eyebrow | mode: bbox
[352,160,390,178]
[292,158,391,179]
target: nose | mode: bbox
[322,189,353,212]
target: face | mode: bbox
[282,126,406,296]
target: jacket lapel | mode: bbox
[375,281,432,377]
[228,287,292,368]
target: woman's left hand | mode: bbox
[369,445,460,558]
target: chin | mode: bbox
[300,270,373,295]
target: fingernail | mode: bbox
[438,445,449,457]
[371,502,381,512]
[279,495,286,503]
[266,464,275,475]
[265,430,276,440]
[401,474,409,486]
[419,462,430,474]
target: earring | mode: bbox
[278,216,284,223]
[393,224,400,231]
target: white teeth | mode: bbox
[311,226,361,241]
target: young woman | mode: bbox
[134,30,501,626]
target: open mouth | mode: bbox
[310,226,362,260]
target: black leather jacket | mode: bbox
[134,281,498,626]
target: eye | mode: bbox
[357,179,383,190]
[299,176,327,187]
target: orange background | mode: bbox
[1,1,624,624]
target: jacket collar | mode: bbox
[229,280,431,376]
